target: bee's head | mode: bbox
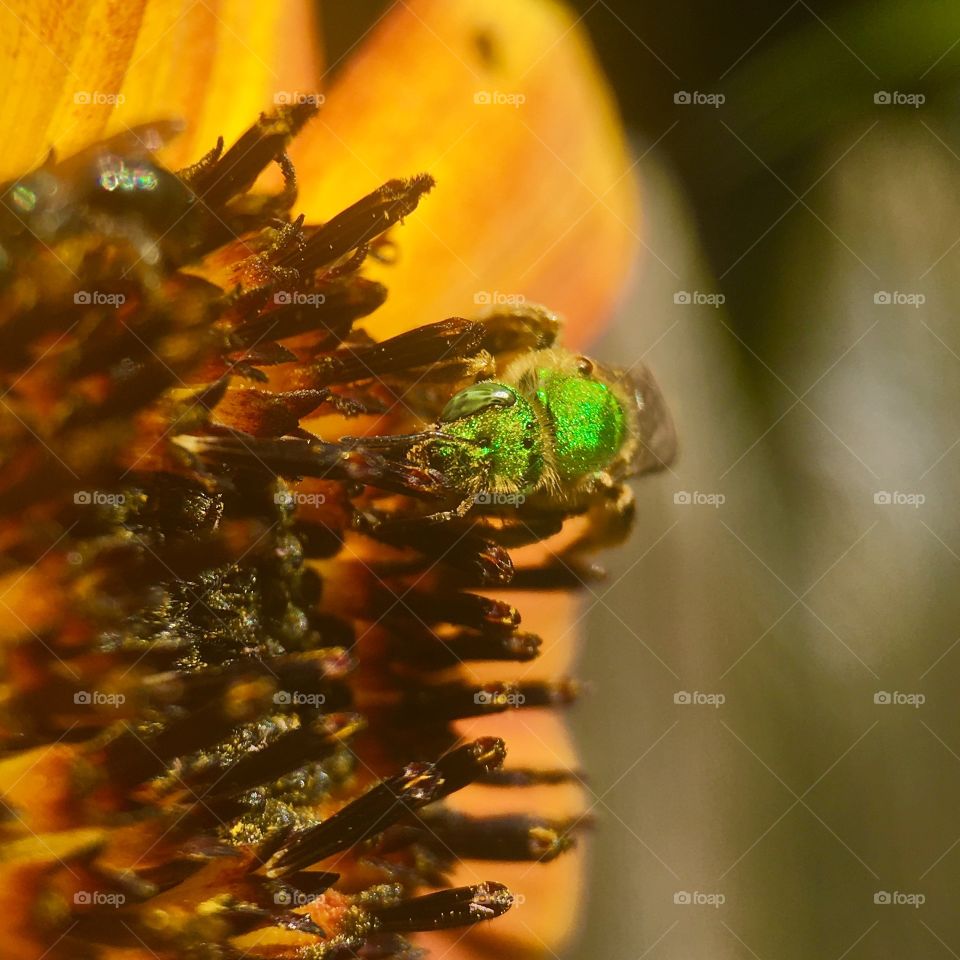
[428,382,545,494]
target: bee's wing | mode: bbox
[611,363,678,477]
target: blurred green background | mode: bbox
[324,2,960,957]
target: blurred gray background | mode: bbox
[571,3,960,957]
[325,2,960,957]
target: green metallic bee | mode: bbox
[407,342,677,545]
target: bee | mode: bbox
[0,102,317,268]
[0,122,195,251]
[181,298,673,549]
[403,343,677,546]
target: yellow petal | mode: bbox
[111,0,320,168]
[0,0,320,181]
[0,0,143,179]
[291,0,638,347]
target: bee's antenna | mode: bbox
[430,431,484,449]
[339,432,433,448]
[340,431,483,450]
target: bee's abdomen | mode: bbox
[535,371,627,481]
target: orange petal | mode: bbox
[291,0,638,347]
[437,587,587,955]
[0,0,320,181]
[430,709,586,958]
[287,6,634,950]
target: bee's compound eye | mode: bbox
[575,356,594,376]
[439,382,517,422]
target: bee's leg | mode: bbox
[495,483,634,591]
[565,478,636,553]
[360,494,477,534]
[419,495,477,524]
[469,511,568,547]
